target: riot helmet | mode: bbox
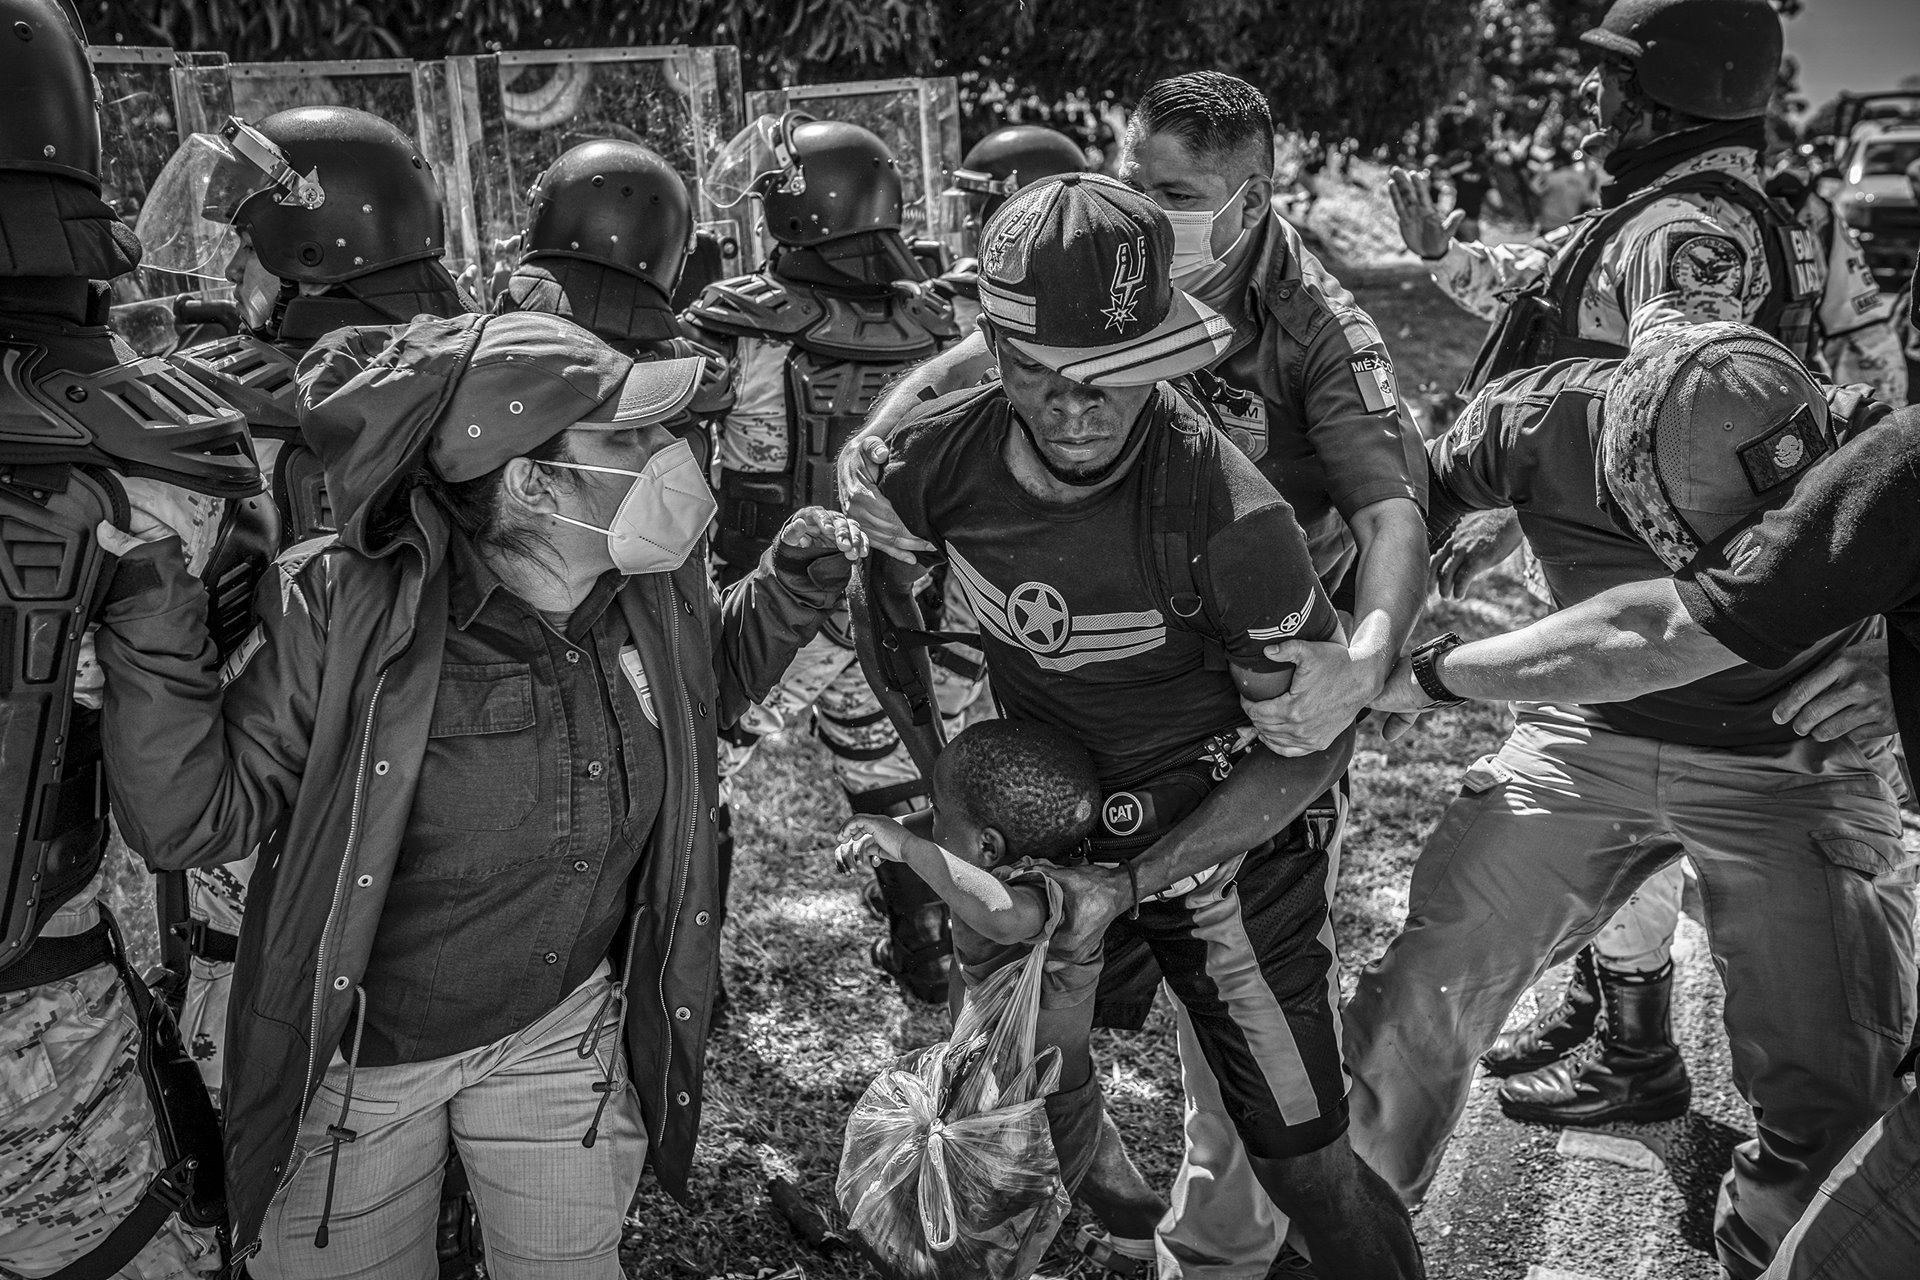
[710,112,903,247]
[139,107,445,287]
[952,126,1087,224]
[1581,0,1783,122]
[0,0,99,188]
[522,140,692,301]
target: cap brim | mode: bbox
[574,355,705,427]
[1005,291,1233,388]
[1579,28,1642,60]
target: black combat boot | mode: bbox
[1482,946,1602,1077]
[1497,960,1691,1126]
[869,856,953,1006]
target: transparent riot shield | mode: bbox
[753,77,964,260]
[444,46,747,289]
[93,48,236,330]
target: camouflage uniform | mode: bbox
[2,485,227,1280]
[1430,145,1907,406]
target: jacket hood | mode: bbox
[295,311,488,559]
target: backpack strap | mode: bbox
[1142,396,1229,671]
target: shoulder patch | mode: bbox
[1349,351,1399,413]
[1667,233,1746,298]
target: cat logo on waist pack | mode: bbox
[1102,791,1152,837]
[1349,352,1398,413]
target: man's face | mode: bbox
[989,327,1155,481]
[1120,128,1257,260]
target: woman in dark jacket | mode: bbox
[92,310,865,1279]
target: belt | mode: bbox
[0,918,114,994]
[170,918,239,964]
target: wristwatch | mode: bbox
[1409,631,1468,709]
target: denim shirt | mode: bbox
[354,535,666,1065]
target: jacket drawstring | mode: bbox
[314,987,367,1249]
[577,975,628,1148]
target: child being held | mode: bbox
[837,720,1160,1264]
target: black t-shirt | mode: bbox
[880,383,1340,788]
[1431,358,1871,747]
[1675,405,1920,752]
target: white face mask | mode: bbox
[1164,177,1253,290]
[544,439,718,576]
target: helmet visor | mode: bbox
[136,120,326,279]
[706,113,807,209]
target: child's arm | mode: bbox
[837,817,1049,946]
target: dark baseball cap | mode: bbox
[429,311,705,482]
[976,172,1232,386]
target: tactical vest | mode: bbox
[688,271,957,570]
[174,334,336,560]
[0,314,261,974]
[1462,170,1821,396]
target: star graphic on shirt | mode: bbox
[1010,581,1071,654]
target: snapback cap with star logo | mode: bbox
[977,172,1233,387]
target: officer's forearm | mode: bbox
[1431,578,1741,704]
[1128,729,1355,900]
[851,330,993,452]
[1348,497,1429,690]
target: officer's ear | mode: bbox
[1241,173,1274,229]
[498,453,570,519]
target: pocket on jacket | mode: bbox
[410,663,541,833]
[1814,827,1918,1043]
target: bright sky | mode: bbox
[1785,0,1920,112]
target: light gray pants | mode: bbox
[1165,705,1915,1280]
[254,960,645,1280]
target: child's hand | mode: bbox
[834,815,909,871]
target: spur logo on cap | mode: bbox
[976,173,1232,387]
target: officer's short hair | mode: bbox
[1132,72,1273,168]
[936,721,1099,862]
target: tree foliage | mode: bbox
[80,0,1478,151]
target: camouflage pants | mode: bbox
[0,959,220,1279]
[179,857,253,1098]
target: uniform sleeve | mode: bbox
[1296,302,1429,518]
[1614,201,1756,324]
[1202,502,1343,673]
[1427,237,1555,321]
[1674,420,1920,667]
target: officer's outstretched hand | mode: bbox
[1044,861,1134,962]
[1770,640,1897,743]
[779,506,870,562]
[1432,509,1522,599]
[837,436,935,564]
[1387,166,1465,261]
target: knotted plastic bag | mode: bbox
[836,933,1070,1280]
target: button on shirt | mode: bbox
[355,535,666,1066]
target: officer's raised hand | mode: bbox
[837,436,935,563]
[1387,166,1465,261]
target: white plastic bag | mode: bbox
[836,935,1070,1280]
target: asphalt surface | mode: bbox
[1409,914,1750,1280]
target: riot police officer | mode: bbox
[941,124,1090,330]
[1389,0,1908,1142]
[495,139,734,467]
[136,104,487,1279]
[687,113,962,1003]
[0,1,259,1272]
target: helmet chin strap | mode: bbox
[1013,395,1158,489]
